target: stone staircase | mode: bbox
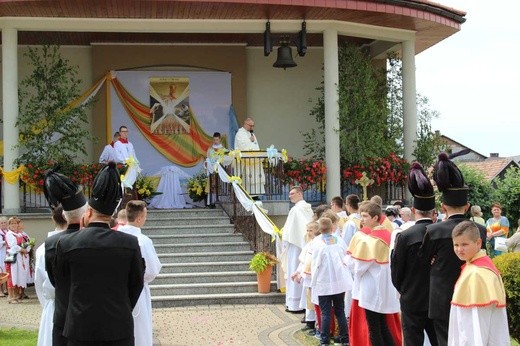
[142,208,285,308]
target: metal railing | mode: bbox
[214,158,406,253]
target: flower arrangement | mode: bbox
[281,157,327,190]
[21,238,36,249]
[342,153,409,186]
[20,161,104,192]
[187,170,208,202]
[134,174,161,202]
[249,252,278,273]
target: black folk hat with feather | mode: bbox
[432,151,469,207]
[408,162,436,211]
[43,168,87,211]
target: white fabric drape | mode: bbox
[149,166,192,209]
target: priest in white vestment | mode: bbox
[119,200,162,346]
[280,186,313,312]
[234,118,265,195]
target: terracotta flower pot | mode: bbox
[256,265,273,293]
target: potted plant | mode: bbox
[249,252,278,293]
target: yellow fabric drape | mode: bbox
[0,165,26,184]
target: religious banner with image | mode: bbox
[111,70,232,173]
[149,77,191,135]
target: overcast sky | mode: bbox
[415,0,520,157]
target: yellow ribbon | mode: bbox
[125,155,138,168]
[281,149,288,163]
[273,226,283,238]
[228,176,243,185]
[228,149,242,163]
[0,165,26,184]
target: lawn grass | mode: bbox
[0,327,38,346]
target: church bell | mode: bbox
[273,42,297,70]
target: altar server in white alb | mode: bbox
[119,200,162,346]
[280,186,314,312]
[34,206,67,346]
[99,131,121,164]
[448,220,509,346]
[114,125,141,187]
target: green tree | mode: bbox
[386,55,446,167]
[15,45,95,167]
[303,46,443,169]
[303,43,392,166]
[493,167,520,225]
[458,164,493,215]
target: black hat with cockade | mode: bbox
[43,167,87,211]
[88,161,122,216]
[408,162,436,211]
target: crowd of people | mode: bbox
[3,117,518,346]
[0,158,161,346]
[280,154,511,346]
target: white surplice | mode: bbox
[448,306,509,346]
[118,225,162,346]
[114,140,141,187]
[280,200,313,311]
[35,229,61,346]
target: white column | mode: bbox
[402,39,417,164]
[2,27,20,213]
[323,29,341,201]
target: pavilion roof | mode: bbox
[0,0,466,52]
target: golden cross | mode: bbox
[355,171,374,201]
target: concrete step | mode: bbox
[147,209,226,218]
[154,242,251,254]
[153,271,257,285]
[160,261,250,274]
[150,281,277,295]
[158,251,253,263]
[144,216,231,227]
[143,206,285,307]
[149,233,243,244]
[151,292,286,308]
[142,224,234,235]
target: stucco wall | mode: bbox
[246,47,322,158]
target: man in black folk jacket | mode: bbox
[420,154,487,346]
[391,163,438,346]
[55,162,144,345]
[43,169,88,346]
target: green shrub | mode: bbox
[493,252,520,341]
[249,252,278,273]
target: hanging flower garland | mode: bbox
[342,153,409,186]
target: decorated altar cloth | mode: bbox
[149,166,192,209]
[233,151,267,196]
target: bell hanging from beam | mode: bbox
[273,41,297,70]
